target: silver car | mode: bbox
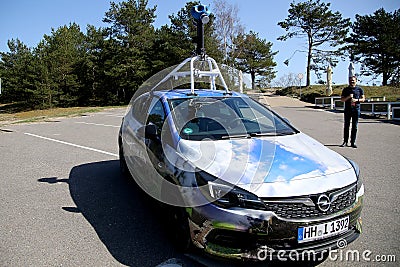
[118,56,363,261]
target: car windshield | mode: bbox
[168,96,297,140]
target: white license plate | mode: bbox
[298,216,349,243]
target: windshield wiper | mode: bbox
[250,132,295,137]
[222,131,296,139]
[221,134,251,139]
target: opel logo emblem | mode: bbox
[317,194,331,212]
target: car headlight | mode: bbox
[348,159,360,178]
[347,158,364,194]
[195,170,265,210]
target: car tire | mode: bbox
[161,179,192,252]
[167,205,192,252]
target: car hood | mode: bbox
[176,133,357,197]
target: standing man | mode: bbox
[340,76,365,148]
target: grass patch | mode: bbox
[0,105,125,126]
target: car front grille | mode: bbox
[261,183,356,219]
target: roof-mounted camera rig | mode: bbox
[150,4,229,96]
[190,4,211,59]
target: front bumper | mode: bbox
[187,188,363,261]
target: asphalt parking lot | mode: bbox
[1,96,399,266]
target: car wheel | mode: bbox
[168,205,192,252]
[161,179,192,252]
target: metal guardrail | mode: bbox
[359,102,400,119]
[392,107,400,120]
[367,96,386,101]
[315,96,341,109]
[315,96,400,120]
[334,100,344,110]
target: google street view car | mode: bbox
[118,4,363,262]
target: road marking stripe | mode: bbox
[24,132,118,157]
[106,114,125,118]
[75,122,120,128]
[93,112,113,115]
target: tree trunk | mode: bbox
[382,54,389,86]
[306,40,312,87]
[251,71,256,90]
[382,72,389,86]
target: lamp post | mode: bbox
[283,50,305,66]
[297,73,303,98]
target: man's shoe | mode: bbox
[340,142,348,147]
[351,143,357,148]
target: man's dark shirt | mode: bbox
[341,86,364,110]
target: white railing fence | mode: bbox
[315,96,400,120]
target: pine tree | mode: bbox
[232,31,277,90]
[278,0,351,86]
[103,0,157,103]
[346,8,400,86]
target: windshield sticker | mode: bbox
[183,128,193,135]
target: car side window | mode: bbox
[147,97,166,134]
[131,94,150,124]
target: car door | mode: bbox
[138,96,176,199]
[123,93,151,171]
[145,96,169,177]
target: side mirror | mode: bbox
[138,124,158,139]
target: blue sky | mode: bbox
[0,0,398,85]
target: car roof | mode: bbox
[152,89,247,100]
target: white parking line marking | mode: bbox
[106,114,125,118]
[94,112,113,115]
[75,122,120,128]
[24,132,118,157]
